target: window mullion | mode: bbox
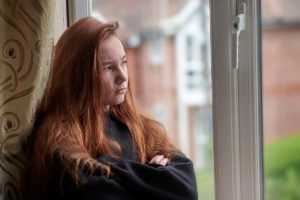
[210,0,262,200]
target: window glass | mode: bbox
[92,0,214,199]
[262,1,300,199]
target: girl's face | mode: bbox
[100,36,128,108]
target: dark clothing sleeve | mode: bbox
[100,154,198,200]
[62,171,133,200]
[62,154,198,200]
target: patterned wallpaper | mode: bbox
[0,0,66,199]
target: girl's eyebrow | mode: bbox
[102,61,113,65]
[102,55,127,65]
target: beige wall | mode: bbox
[0,0,66,198]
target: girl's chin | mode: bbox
[107,97,125,107]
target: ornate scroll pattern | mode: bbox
[0,0,65,199]
[1,182,20,200]
[0,112,23,180]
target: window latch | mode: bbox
[232,2,246,69]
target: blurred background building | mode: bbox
[262,0,300,143]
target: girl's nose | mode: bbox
[116,67,127,84]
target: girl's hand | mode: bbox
[149,155,169,166]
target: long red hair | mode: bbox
[21,17,179,199]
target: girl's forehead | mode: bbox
[100,36,125,60]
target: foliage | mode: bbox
[264,133,300,200]
[196,168,215,200]
[195,133,300,200]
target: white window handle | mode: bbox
[232,3,246,69]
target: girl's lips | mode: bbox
[115,88,127,94]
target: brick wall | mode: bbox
[125,37,179,145]
[263,27,300,142]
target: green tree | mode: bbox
[264,133,300,200]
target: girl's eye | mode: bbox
[104,66,113,71]
[121,60,127,66]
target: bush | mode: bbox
[264,133,300,200]
[196,168,215,200]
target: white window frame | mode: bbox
[67,0,92,25]
[210,0,263,200]
[69,0,263,199]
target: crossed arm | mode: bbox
[62,154,198,200]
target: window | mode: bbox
[210,0,262,199]
[68,0,266,199]
[186,35,194,61]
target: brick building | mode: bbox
[262,0,300,142]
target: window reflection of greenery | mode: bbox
[196,168,215,200]
[196,134,214,200]
[264,133,300,200]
